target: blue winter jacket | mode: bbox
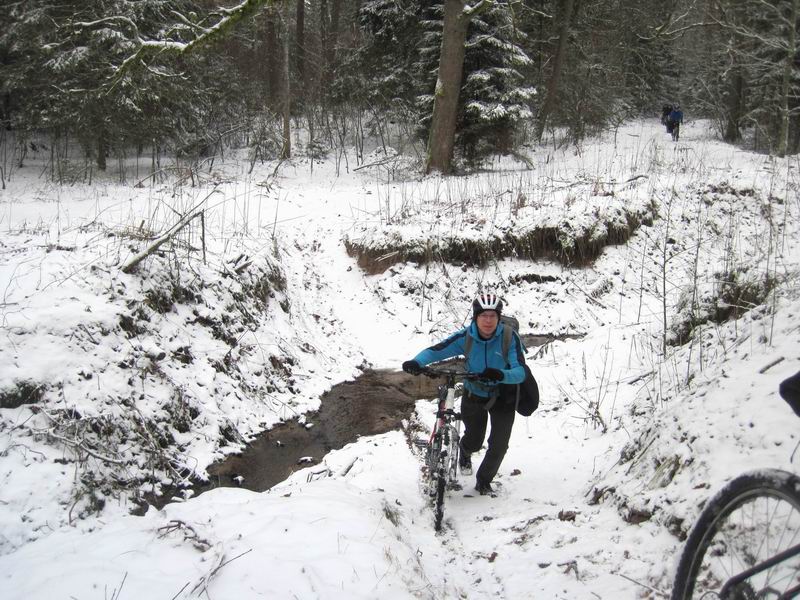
[413,322,525,398]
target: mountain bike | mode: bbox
[671,379,800,600]
[413,366,484,532]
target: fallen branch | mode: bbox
[616,572,669,598]
[120,187,218,274]
[158,519,212,551]
[47,431,127,465]
[353,155,399,172]
[169,582,190,600]
[191,548,253,595]
[624,370,654,385]
[758,356,784,374]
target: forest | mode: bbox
[1,0,799,183]
[2,2,800,599]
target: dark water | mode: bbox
[196,369,439,495]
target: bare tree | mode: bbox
[296,0,306,93]
[777,0,798,157]
[534,0,575,142]
[266,10,280,105]
[682,0,800,155]
[280,3,292,159]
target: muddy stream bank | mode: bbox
[198,369,435,495]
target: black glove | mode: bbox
[402,360,422,375]
[479,368,504,382]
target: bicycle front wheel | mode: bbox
[433,464,446,531]
[433,426,452,532]
[671,469,800,600]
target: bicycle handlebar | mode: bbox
[414,365,487,382]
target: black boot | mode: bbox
[458,440,473,475]
[475,479,493,496]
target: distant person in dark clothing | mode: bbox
[661,104,673,127]
[668,105,684,141]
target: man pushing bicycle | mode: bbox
[402,292,525,496]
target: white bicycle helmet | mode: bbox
[472,292,503,318]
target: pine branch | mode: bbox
[109,0,277,89]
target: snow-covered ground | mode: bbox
[0,120,798,599]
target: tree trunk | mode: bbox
[295,0,305,92]
[320,0,331,88]
[534,0,575,142]
[97,131,107,171]
[425,0,471,174]
[723,67,744,143]
[330,0,342,64]
[266,11,280,106]
[776,0,797,157]
[280,6,291,159]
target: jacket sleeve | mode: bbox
[413,329,468,366]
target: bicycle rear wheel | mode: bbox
[671,469,800,600]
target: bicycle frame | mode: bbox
[429,373,459,443]
[426,374,462,493]
[719,543,800,599]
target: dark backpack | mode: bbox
[464,315,540,416]
[507,363,540,416]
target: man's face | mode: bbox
[476,311,499,338]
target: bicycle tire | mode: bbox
[446,424,460,481]
[425,431,442,499]
[433,426,452,531]
[434,465,446,531]
[671,469,800,600]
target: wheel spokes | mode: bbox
[696,493,800,599]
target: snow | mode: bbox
[1,119,799,599]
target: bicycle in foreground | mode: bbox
[412,366,485,532]
[671,376,800,600]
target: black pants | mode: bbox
[460,392,515,485]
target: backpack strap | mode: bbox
[503,327,522,412]
[502,325,513,365]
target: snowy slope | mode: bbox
[0,119,798,599]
